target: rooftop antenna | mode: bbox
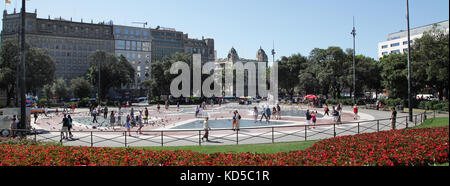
[132,22,148,28]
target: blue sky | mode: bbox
[2,0,449,61]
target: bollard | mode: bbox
[415,115,417,126]
[90,131,93,147]
[271,127,274,144]
[236,129,239,145]
[377,120,380,132]
[333,124,336,137]
[357,122,360,134]
[34,129,37,144]
[199,130,202,146]
[305,125,307,141]
[161,131,164,147]
[124,132,127,147]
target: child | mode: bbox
[353,104,359,120]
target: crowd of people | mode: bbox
[7,98,403,142]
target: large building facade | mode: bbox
[150,27,185,62]
[2,10,215,98]
[215,47,269,97]
[183,34,215,63]
[378,20,449,59]
[113,25,152,89]
[1,10,115,80]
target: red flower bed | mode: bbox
[0,127,448,166]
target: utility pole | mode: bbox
[271,41,276,66]
[98,53,102,103]
[19,0,26,134]
[406,0,413,121]
[351,16,357,105]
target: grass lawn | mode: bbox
[131,140,318,154]
[409,117,449,129]
[130,117,449,155]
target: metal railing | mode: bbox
[5,111,434,148]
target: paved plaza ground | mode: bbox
[29,102,443,147]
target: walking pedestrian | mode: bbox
[177,102,180,111]
[110,111,115,129]
[272,107,278,120]
[391,107,397,130]
[61,115,69,141]
[10,115,18,138]
[44,105,48,117]
[232,111,237,131]
[235,110,241,131]
[332,106,338,122]
[266,106,271,122]
[157,103,161,113]
[117,107,122,126]
[277,104,281,120]
[259,106,268,122]
[72,103,75,113]
[136,113,143,135]
[92,109,98,123]
[305,110,312,125]
[34,112,38,124]
[104,106,108,119]
[253,106,258,122]
[324,104,330,116]
[131,114,137,127]
[144,107,149,124]
[67,115,73,139]
[195,105,200,118]
[202,117,211,142]
[353,104,359,120]
[126,115,131,136]
[311,111,317,126]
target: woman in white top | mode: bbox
[202,117,211,142]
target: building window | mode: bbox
[391,49,400,54]
[115,28,121,34]
[403,40,413,45]
[137,41,142,51]
[390,43,400,47]
[116,40,125,50]
[381,45,388,49]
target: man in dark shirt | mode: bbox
[391,107,397,130]
[61,115,69,141]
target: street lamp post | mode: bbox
[19,0,26,133]
[351,17,357,105]
[406,0,413,121]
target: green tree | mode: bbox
[70,77,92,98]
[0,41,56,106]
[88,51,135,99]
[411,27,449,100]
[315,47,352,99]
[379,53,409,99]
[53,78,69,101]
[277,54,307,98]
[41,83,54,99]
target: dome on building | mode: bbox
[227,47,239,61]
[256,47,268,62]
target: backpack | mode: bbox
[238,114,241,120]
